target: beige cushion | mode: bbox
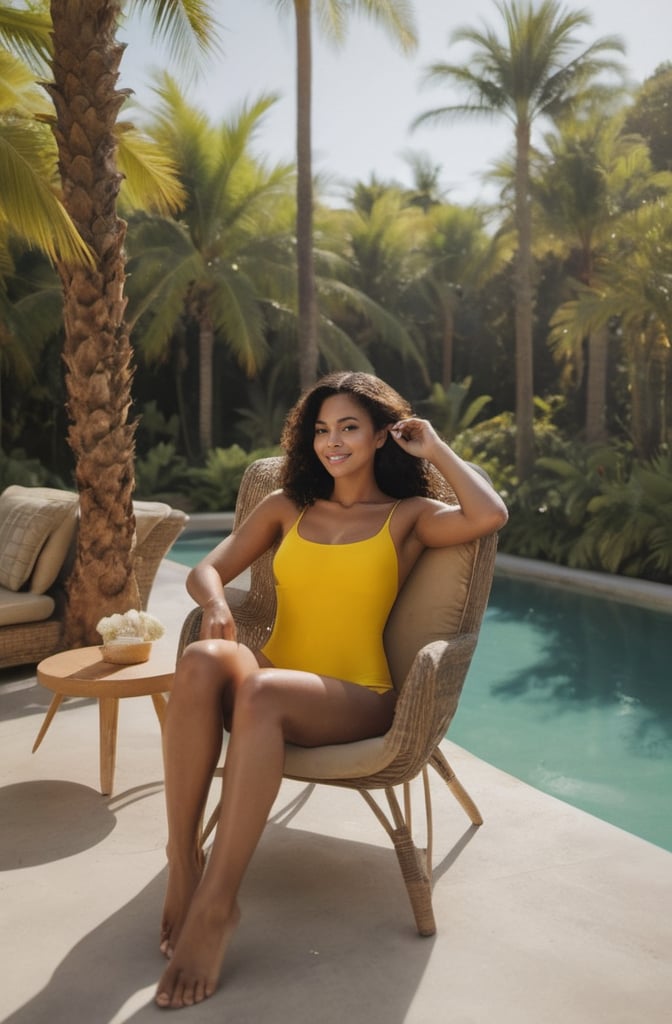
[0,587,55,626]
[0,486,78,592]
[284,735,392,781]
[29,503,78,594]
[384,540,478,688]
[133,500,171,545]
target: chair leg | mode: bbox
[201,801,220,845]
[429,746,483,826]
[360,785,436,937]
[390,823,436,937]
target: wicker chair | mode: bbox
[177,456,498,937]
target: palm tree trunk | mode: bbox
[49,0,140,647]
[294,0,319,390]
[585,325,609,444]
[513,119,535,481]
[198,315,215,454]
[441,297,455,390]
[635,324,669,458]
[174,330,197,463]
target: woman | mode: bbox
[156,372,508,1009]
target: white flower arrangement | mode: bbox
[96,610,165,644]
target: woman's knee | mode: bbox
[173,641,241,697]
[233,670,281,721]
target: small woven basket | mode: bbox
[100,639,152,665]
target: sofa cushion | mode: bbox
[29,503,79,594]
[383,539,479,689]
[0,486,79,592]
[0,587,55,626]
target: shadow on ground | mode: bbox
[3,817,443,1024]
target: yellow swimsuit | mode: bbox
[261,504,400,693]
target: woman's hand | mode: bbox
[200,596,237,642]
[389,417,443,460]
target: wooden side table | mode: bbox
[33,644,175,795]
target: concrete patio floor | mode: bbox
[2,558,671,1024]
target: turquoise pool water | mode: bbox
[169,534,672,853]
[170,531,228,567]
[451,577,671,853]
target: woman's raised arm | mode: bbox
[389,418,508,547]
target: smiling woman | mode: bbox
[153,370,507,1009]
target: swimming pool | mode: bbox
[451,576,672,853]
[169,533,672,853]
[169,530,228,567]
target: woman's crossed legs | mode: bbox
[156,639,396,1009]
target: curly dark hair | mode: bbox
[280,371,440,505]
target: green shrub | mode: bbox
[186,445,282,512]
[0,450,70,490]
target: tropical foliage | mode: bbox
[3,0,672,588]
[413,0,625,479]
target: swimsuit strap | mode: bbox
[385,499,402,526]
[292,498,400,540]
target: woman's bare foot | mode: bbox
[155,896,241,1009]
[159,854,205,959]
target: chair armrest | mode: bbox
[176,582,273,660]
[372,634,478,787]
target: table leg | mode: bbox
[32,693,65,753]
[98,697,120,795]
[151,692,168,727]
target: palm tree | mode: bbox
[412,0,624,480]
[324,186,430,389]
[416,202,501,389]
[271,0,417,391]
[124,79,296,455]
[537,112,671,443]
[550,199,672,459]
[44,0,217,645]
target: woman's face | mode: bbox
[312,393,387,479]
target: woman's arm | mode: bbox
[186,490,292,640]
[390,418,508,547]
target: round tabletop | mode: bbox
[37,642,176,699]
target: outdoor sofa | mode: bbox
[0,484,187,670]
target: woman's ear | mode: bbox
[375,427,388,449]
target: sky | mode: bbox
[120,1,672,207]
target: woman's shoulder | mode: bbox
[389,494,446,537]
[252,489,302,527]
[394,494,449,518]
[253,488,299,514]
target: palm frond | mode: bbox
[0,4,52,72]
[209,271,269,375]
[127,0,222,72]
[0,50,51,116]
[317,317,375,373]
[116,123,186,215]
[0,121,92,266]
